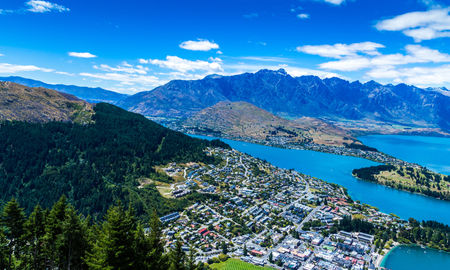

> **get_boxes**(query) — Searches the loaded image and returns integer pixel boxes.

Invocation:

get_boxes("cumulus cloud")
[320,57,372,71]
[26,1,69,13]
[367,65,450,87]
[318,44,450,71]
[297,13,310,19]
[80,72,162,88]
[179,39,219,51]
[375,8,450,41]
[238,56,293,63]
[93,62,148,74]
[297,42,385,58]
[323,0,346,5]
[222,62,342,79]
[68,52,97,58]
[143,56,223,73]
[0,62,54,73]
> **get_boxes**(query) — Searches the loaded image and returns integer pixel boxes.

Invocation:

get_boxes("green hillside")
[0,103,228,220]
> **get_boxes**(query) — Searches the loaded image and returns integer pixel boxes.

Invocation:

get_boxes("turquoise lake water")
[360,135,450,175]
[194,135,450,225]
[381,245,450,270]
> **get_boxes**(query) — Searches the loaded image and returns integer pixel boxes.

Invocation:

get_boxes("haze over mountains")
[118,69,450,133]
[0,76,128,103]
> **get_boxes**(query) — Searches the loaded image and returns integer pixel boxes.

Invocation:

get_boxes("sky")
[0,0,449,94]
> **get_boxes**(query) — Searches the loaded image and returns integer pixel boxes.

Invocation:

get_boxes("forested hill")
[0,103,229,219]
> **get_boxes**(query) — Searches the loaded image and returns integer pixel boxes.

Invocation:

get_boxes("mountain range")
[118,69,450,134]
[0,76,128,103]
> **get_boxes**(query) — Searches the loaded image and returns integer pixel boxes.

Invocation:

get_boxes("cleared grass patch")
[210,259,274,270]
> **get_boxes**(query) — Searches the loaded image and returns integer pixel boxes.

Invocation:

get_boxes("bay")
[381,245,450,270]
[360,135,450,175]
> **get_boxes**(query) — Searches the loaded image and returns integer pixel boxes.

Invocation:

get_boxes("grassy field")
[210,259,274,270]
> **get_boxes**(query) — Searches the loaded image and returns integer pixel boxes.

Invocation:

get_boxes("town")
[153,147,406,270]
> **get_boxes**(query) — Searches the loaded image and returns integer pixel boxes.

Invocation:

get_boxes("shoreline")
[377,244,450,269]
[376,242,400,269]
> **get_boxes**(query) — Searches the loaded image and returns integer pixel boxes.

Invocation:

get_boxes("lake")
[381,245,450,270]
[193,135,450,225]
[360,135,450,175]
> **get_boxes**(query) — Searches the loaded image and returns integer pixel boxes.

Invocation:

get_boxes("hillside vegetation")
[353,165,450,200]
[0,103,228,219]
[182,101,357,147]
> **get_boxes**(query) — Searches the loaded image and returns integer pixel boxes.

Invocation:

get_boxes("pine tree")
[134,223,152,270]
[168,240,186,270]
[24,205,47,270]
[1,198,26,269]
[0,231,8,270]
[45,195,68,269]
[60,206,90,270]
[85,202,137,269]
[147,210,167,270]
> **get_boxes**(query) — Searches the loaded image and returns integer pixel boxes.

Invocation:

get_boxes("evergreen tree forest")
[0,103,229,220]
[0,197,210,270]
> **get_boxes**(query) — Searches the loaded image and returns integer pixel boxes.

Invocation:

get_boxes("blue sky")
[0,0,449,94]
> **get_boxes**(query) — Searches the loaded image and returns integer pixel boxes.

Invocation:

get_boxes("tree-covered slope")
[0,103,228,219]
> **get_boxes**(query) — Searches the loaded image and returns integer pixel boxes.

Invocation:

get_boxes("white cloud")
[143,56,223,73]
[319,44,450,71]
[222,62,342,79]
[418,0,443,9]
[0,62,54,73]
[94,63,148,74]
[323,0,346,5]
[238,56,292,63]
[297,42,385,58]
[80,72,162,88]
[179,39,219,51]
[0,53,3,56]
[375,8,450,41]
[320,57,372,71]
[297,13,310,19]
[68,52,97,58]
[367,64,450,87]
[26,1,69,13]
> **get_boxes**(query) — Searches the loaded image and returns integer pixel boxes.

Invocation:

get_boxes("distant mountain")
[181,101,357,146]
[118,69,450,133]
[0,81,93,123]
[0,76,127,103]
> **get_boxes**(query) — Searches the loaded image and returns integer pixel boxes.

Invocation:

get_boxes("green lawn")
[210,259,273,270]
